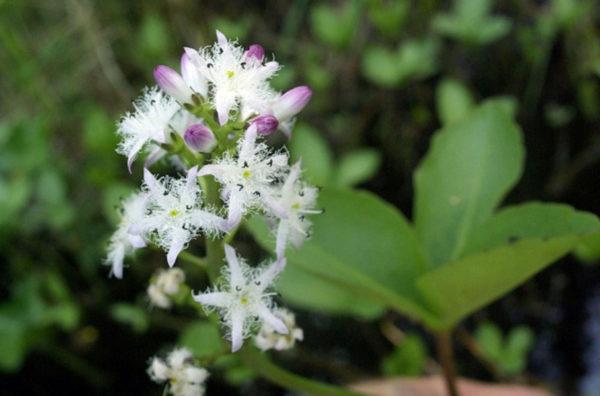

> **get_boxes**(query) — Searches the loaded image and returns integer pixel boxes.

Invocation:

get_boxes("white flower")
[147,268,186,309]
[192,244,288,352]
[199,124,289,230]
[184,31,280,125]
[116,86,181,171]
[105,192,148,279]
[138,166,226,266]
[148,348,209,396]
[271,161,320,259]
[255,308,303,351]
[144,110,204,168]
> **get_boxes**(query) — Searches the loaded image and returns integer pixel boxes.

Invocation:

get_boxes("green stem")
[178,251,208,269]
[240,347,365,396]
[437,330,460,396]
[203,175,225,282]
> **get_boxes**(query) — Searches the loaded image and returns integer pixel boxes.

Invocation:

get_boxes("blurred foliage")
[380,333,427,376]
[2,0,600,394]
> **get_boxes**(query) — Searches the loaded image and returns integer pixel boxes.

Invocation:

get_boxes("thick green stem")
[437,330,459,396]
[178,251,207,269]
[240,347,365,396]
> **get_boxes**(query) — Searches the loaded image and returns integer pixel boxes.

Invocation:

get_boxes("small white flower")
[199,124,289,230]
[147,268,186,309]
[148,348,209,396]
[271,161,320,259]
[116,86,181,171]
[255,308,303,351]
[193,244,288,352]
[185,31,280,125]
[105,192,148,279]
[138,166,226,266]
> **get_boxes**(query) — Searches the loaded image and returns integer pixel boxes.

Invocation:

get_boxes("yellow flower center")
[226,70,235,79]
[291,202,301,210]
[168,209,180,217]
[240,296,249,305]
[242,169,251,179]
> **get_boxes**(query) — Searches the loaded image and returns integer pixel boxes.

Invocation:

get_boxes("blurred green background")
[2,0,600,394]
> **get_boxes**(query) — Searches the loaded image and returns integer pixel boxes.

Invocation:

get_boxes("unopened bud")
[184,124,217,153]
[245,44,265,62]
[153,65,193,103]
[253,115,279,136]
[272,86,312,121]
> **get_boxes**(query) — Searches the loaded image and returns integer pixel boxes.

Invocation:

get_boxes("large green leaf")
[417,203,600,328]
[247,188,440,327]
[414,99,524,267]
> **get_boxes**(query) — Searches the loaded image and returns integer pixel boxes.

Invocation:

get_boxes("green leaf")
[501,326,534,375]
[416,202,600,328]
[310,0,360,49]
[289,124,333,186]
[180,321,224,358]
[414,99,524,267]
[334,149,381,187]
[0,308,27,372]
[248,188,440,327]
[575,232,600,263]
[475,321,503,361]
[110,303,149,334]
[362,46,403,87]
[367,0,409,38]
[463,202,600,255]
[381,333,427,376]
[436,78,475,126]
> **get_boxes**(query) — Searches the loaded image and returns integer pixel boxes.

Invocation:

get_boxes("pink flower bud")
[272,86,312,121]
[253,115,279,136]
[184,124,216,153]
[153,65,193,103]
[245,44,265,62]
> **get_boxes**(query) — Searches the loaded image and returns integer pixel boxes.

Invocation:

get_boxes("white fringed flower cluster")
[148,348,209,396]
[107,31,320,392]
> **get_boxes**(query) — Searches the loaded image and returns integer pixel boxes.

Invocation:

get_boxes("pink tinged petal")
[239,123,258,160]
[167,238,185,267]
[185,165,199,190]
[230,307,245,352]
[273,86,313,121]
[214,90,235,125]
[281,161,302,196]
[184,124,217,153]
[252,115,279,136]
[143,168,162,195]
[153,65,193,103]
[257,304,288,334]
[257,257,287,288]
[180,53,207,97]
[110,245,125,279]
[144,147,166,168]
[198,163,229,179]
[192,291,230,308]
[215,30,228,48]
[275,221,289,259]
[128,234,146,249]
[244,44,265,62]
[262,193,287,219]
[224,191,244,231]
[126,138,147,173]
[224,244,245,288]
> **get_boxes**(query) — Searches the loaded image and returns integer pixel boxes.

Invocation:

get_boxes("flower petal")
[275,221,289,259]
[257,257,286,288]
[230,307,245,352]
[192,291,230,308]
[224,244,244,288]
[257,304,288,334]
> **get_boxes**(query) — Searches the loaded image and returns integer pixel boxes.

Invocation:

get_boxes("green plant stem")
[178,251,208,269]
[240,347,365,396]
[203,175,225,282]
[437,330,460,396]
